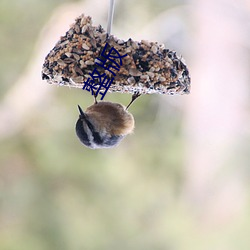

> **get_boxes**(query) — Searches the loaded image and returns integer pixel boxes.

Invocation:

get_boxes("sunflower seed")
[85,60,94,65]
[129,68,142,77]
[82,43,90,50]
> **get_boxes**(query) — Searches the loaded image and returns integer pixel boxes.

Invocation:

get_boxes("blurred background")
[1,0,250,249]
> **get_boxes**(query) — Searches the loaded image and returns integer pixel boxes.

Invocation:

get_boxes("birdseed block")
[42,14,190,95]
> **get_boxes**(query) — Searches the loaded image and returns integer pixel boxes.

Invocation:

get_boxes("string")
[107,0,115,35]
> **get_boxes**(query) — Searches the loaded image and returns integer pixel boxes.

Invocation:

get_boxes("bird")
[75,92,140,149]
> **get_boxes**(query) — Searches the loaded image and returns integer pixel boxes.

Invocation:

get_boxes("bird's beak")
[77,105,86,119]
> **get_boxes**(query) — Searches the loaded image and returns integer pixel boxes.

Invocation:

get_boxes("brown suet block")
[42,14,190,95]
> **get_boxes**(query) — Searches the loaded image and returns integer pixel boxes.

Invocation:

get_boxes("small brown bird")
[75,93,140,149]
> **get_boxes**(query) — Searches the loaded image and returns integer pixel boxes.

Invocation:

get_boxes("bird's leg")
[126,91,141,110]
[93,91,98,104]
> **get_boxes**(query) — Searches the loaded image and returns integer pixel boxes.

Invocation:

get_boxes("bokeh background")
[1,0,250,249]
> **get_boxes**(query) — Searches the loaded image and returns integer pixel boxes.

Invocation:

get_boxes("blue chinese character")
[82,67,113,100]
[95,43,127,76]
[82,78,97,95]
[97,76,114,100]
[82,68,105,95]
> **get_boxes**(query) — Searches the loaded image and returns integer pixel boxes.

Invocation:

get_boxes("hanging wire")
[107,0,115,35]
